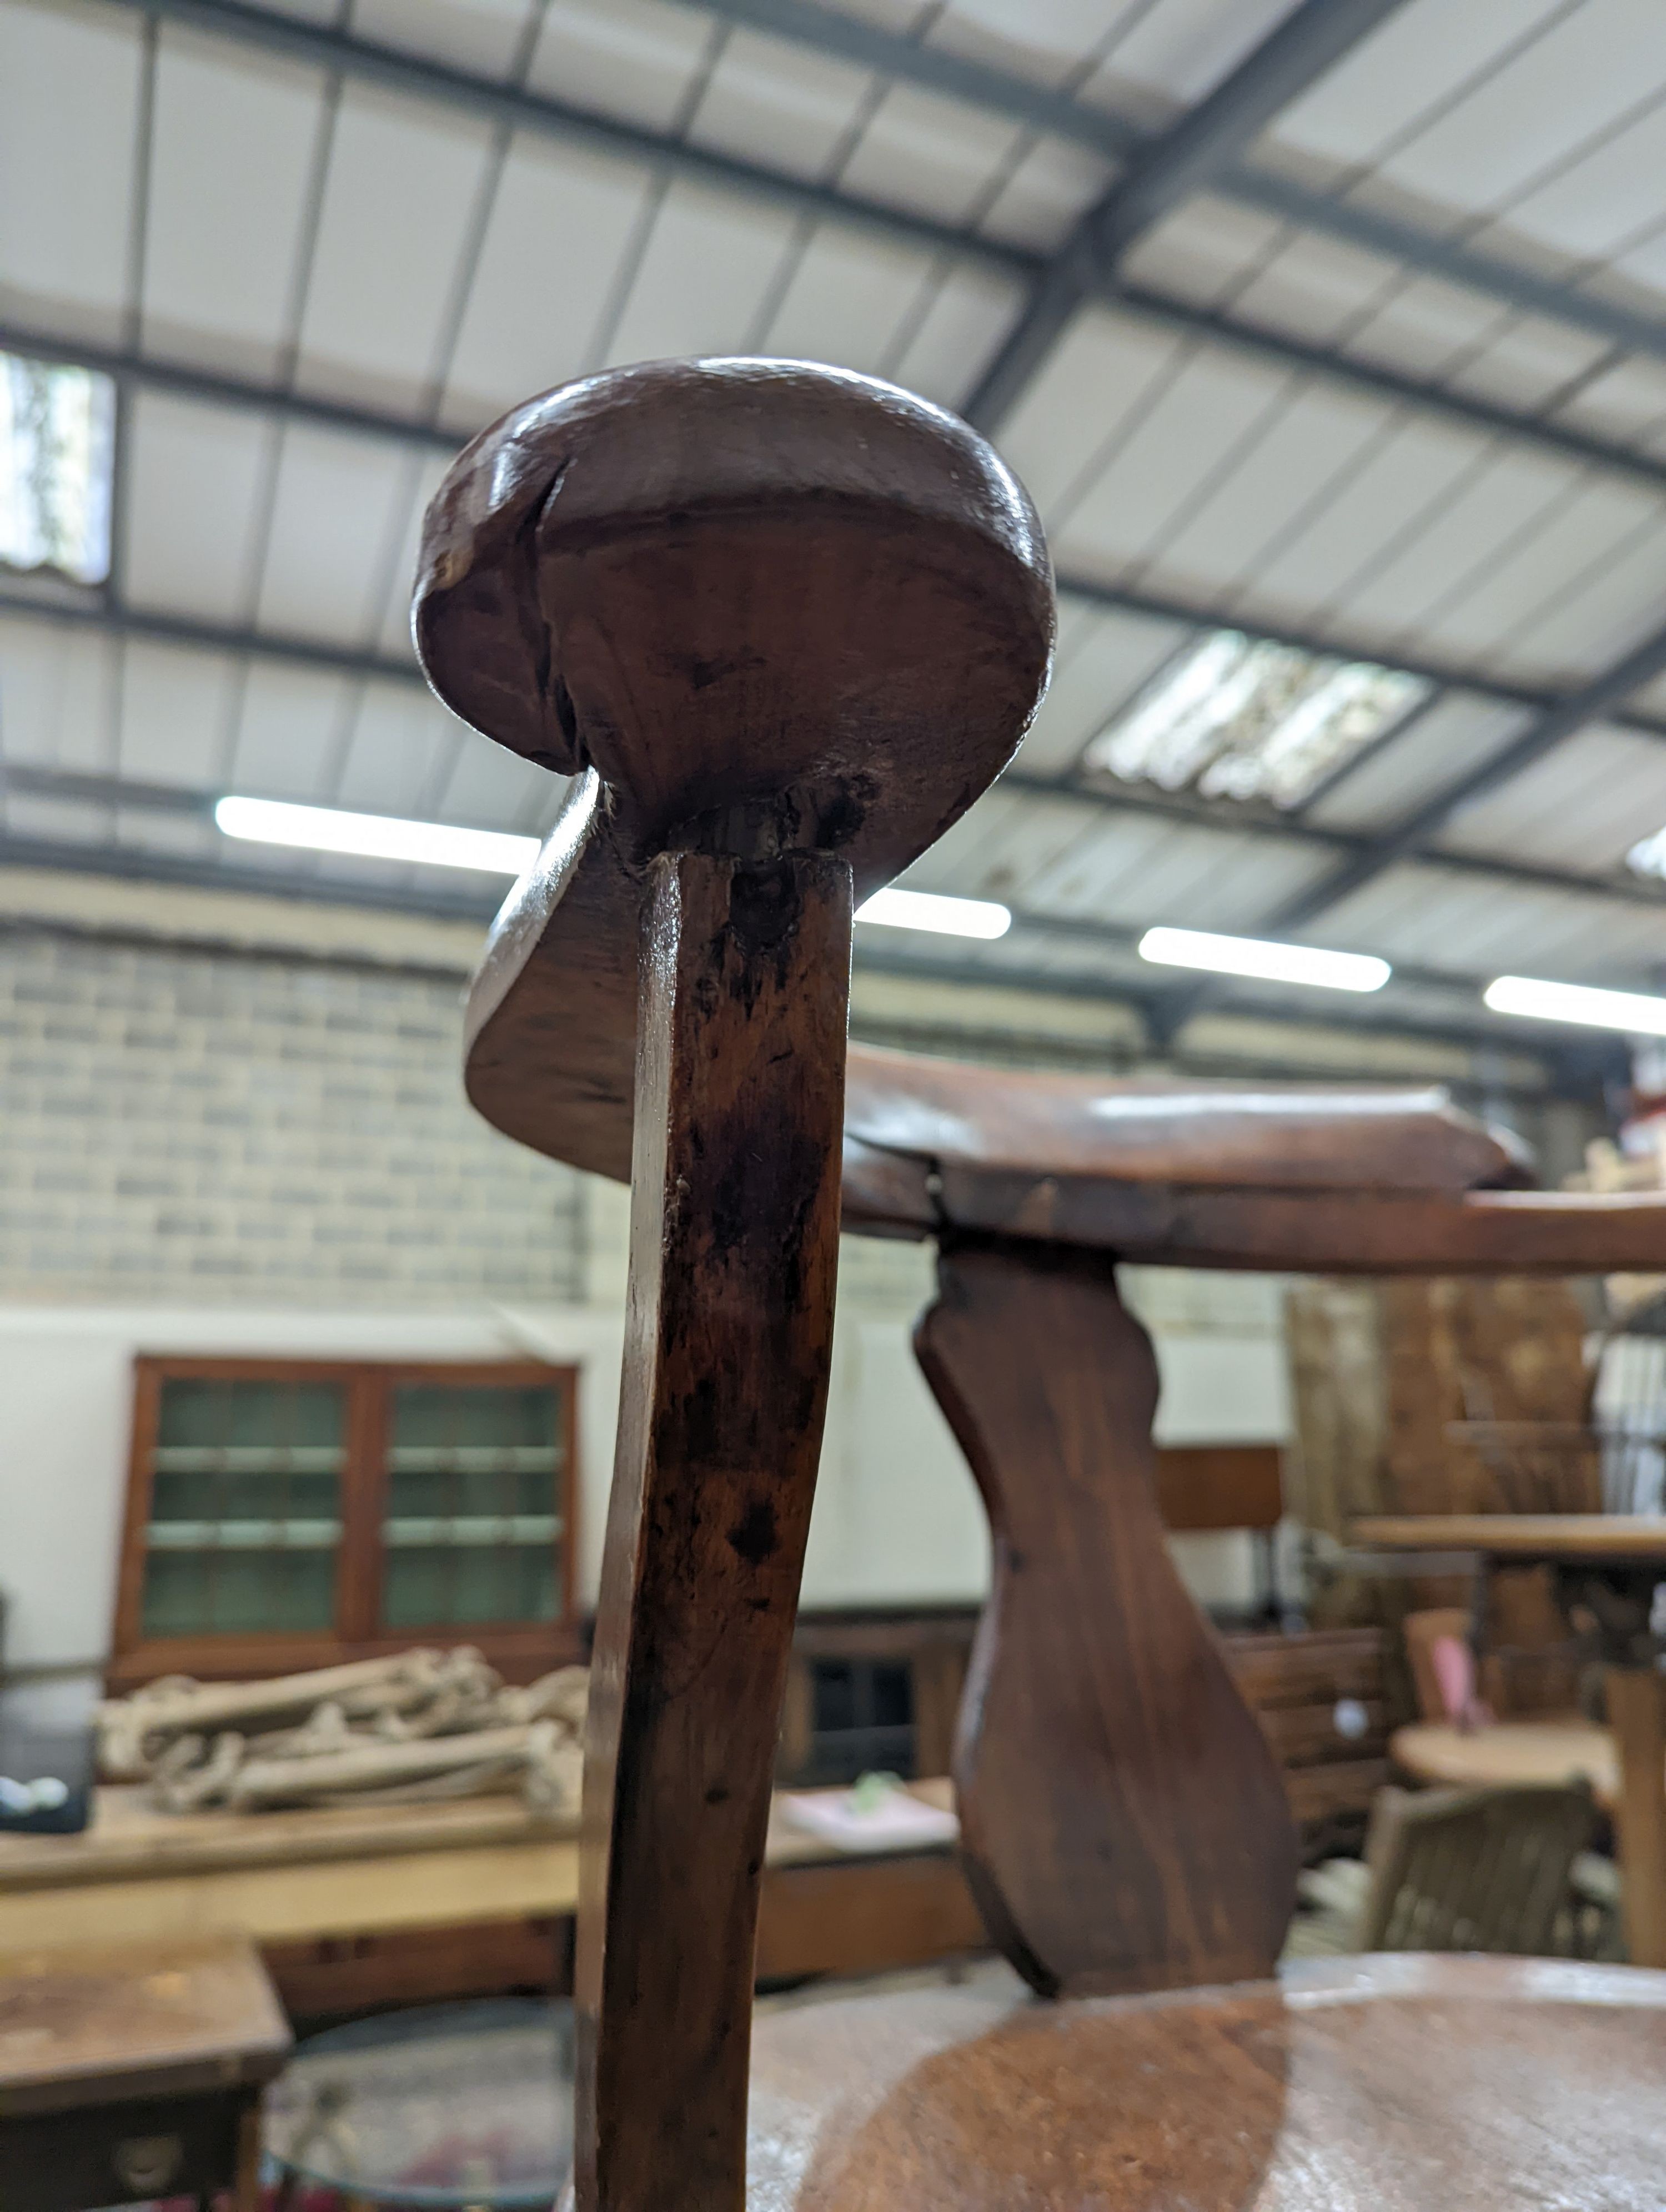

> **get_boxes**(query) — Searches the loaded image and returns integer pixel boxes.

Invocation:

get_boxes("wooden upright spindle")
[412,355,1055,2212]
[577,850,852,2212]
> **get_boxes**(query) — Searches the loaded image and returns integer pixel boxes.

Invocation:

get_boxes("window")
[113,1359,578,1687]
[0,350,116,586]
[801,1657,916,1786]
[1081,630,1428,809]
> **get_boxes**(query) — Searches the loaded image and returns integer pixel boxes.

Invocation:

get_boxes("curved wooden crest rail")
[416,358,1666,2211]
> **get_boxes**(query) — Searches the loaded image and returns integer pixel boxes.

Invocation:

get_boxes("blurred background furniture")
[1356,1515,1666,1968]
[266,1997,574,2211]
[0,1933,289,2212]
[1287,1779,1595,1960]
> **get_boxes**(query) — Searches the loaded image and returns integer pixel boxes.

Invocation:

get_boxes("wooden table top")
[1352,1514,1666,1562]
[0,1933,290,2117]
[746,1954,1666,2209]
[1391,1717,1620,1806]
[0,1779,957,1894]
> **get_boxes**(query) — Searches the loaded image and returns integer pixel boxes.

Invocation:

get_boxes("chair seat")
[746,1953,1666,2209]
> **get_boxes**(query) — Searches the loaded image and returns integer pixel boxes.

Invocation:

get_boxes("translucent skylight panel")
[0,351,116,587]
[1081,630,1428,808]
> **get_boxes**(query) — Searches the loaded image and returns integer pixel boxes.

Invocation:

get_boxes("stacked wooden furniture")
[415,358,1666,2209]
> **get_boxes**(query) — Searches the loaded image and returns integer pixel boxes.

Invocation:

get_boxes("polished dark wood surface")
[422,359,1053,1188]
[746,1955,1666,2210]
[576,851,851,2212]
[916,1242,1297,1997]
[416,361,1056,2212]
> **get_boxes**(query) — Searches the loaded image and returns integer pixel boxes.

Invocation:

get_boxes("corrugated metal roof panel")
[1016,599,1190,772]
[759,227,940,376]
[836,80,1027,230]
[1143,381,1390,601]
[142,30,323,384]
[1092,0,1304,107]
[528,0,715,134]
[1249,415,1498,620]
[1402,474,1666,682]
[440,138,657,426]
[121,394,271,623]
[332,682,463,820]
[901,790,1104,901]
[1053,345,1294,575]
[229,661,356,800]
[978,135,1114,253]
[256,428,417,645]
[1368,0,1666,223]
[0,0,140,344]
[1020,810,1331,930]
[351,0,537,78]
[1119,193,1289,310]
[0,614,115,773]
[1314,446,1580,645]
[886,260,1024,409]
[1437,724,1666,876]
[998,308,1186,520]
[1269,0,1573,173]
[293,89,494,414]
[688,27,871,185]
[1316,860,1666,981]
[435,723,555,829]
[603,177,801,364]
[119,640,235,790]
[1304,693,1530,833]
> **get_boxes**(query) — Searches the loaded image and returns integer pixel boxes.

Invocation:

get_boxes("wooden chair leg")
[575,850,852,2212]
[915,1236,1299,1998]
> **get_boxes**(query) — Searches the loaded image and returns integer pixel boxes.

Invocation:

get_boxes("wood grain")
[0,1935,289,2114]
[932,1174,1666,1273]
[1607,1666,1666,1969]
[425,361,1054,1188]
[914,1240,1298,1998]
[575,852,850,2212]
[1354,1515,1666,1562]
[745,1954,1666,2210]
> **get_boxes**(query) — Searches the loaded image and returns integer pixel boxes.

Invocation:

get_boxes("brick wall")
[0,927,585,1303]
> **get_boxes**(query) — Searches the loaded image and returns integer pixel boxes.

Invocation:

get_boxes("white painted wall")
[0,1261,1291,1720]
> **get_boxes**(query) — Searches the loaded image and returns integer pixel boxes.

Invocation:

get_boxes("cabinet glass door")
[379,1381,566,1630]
[140,1376,345,1636]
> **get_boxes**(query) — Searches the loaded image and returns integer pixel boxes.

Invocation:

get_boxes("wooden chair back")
[1358,1781,1594,1954]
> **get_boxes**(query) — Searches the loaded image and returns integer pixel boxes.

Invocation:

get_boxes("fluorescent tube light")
[1138,925,1390,993]
[1483,974,1666,1037]
[855,887,1011,940]
[215,796,540,875]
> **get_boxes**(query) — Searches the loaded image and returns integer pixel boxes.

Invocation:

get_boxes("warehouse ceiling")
[6,0,1666,1084]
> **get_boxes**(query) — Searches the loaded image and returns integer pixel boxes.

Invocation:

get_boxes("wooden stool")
[414,355,1666,2210]
[0,1933,290,2212]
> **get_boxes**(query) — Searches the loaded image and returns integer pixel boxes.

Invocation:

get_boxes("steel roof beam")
[964,0,1412,428]
[82,8,1666,501]
[4,702,1664,926]
[118,0,1018,275]
[1269,612,1666,934]
[694,0,1666,377]
[11,320,1666,748]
